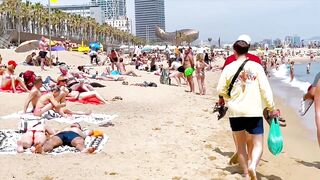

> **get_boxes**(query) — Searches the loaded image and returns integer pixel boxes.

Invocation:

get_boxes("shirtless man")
[182,48,195,93]
[117,58,139,77]
[23,77,42,113]
[17,120,55,153]
[39,36,48,71]
[33,86,66,117]
[40,123,95,153]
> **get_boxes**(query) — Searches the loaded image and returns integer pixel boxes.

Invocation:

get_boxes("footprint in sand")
[208,156,217,161]
[204,144,213,149]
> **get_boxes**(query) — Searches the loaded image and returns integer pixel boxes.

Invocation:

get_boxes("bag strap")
[227,60,249,97]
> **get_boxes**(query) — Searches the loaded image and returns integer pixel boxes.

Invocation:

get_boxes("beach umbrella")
[141,46,152,53]
[51,45,66,51]
[89,42,101,50]
[15,40,39,53]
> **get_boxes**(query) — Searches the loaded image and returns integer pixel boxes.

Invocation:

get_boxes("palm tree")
[0,0,143,46]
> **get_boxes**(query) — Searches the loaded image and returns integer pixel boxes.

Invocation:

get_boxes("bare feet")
[85,110,92,115]
[34,143,43,154]
[16,141,24,153]
[248,167,257,180]
[229,152,238,165]
[81,147,96,154]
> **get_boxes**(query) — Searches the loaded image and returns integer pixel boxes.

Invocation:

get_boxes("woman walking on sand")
[195,53,208,95]
[217,40,279,180]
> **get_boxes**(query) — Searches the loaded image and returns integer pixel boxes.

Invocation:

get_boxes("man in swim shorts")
[40,123,95,153]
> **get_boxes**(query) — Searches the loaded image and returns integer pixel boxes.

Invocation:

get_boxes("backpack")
[23,70,36,90]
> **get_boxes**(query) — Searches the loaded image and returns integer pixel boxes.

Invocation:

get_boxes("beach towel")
[66,96,103,105]
[0,87,26,93]
[1,112,118,126]
[0,130,108,155]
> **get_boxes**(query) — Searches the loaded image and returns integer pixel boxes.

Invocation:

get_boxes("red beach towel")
[66,96,103,105]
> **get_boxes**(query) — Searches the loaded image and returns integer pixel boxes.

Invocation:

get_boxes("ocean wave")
[271,64,311,93]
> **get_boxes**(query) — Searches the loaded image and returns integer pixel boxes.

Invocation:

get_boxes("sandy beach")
[0,49,319,180]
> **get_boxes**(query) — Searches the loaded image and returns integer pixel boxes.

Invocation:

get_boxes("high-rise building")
[293,35,301,47]
[91,0,108,21]
[52,5,104,24]
[106,0,127,19]
[135,0,165,42]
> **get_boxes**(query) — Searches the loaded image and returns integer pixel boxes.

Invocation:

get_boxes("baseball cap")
[237,34,251,45]
[8,60,17,68]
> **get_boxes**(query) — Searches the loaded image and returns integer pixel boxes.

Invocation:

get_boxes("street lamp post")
[48,0,52,67]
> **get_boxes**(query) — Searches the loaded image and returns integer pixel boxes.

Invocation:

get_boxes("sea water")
[270,62,320,140]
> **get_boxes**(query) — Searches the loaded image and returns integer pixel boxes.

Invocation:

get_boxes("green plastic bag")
[267,118,283,156]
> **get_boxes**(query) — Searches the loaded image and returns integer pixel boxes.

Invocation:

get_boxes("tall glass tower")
[91,0,107,21]
[135,0,165,42]
[106,0,127,19]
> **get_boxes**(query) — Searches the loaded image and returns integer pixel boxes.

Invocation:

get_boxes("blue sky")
[29,0,320,42]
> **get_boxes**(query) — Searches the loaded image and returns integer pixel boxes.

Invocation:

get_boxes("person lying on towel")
[37,123,95,154]
[17,120,55,153]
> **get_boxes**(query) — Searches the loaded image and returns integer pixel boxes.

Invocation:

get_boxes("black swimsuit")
[56,131,81,146]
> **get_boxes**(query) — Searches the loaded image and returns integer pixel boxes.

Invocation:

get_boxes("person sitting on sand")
[33,86,66,117]
[77,66,125,81]
[116,58,139,77]
[25,52,37,66]
[23,76,43,113]
[39,123,95,153]
[1,60,29,92]
[17,120,55,153]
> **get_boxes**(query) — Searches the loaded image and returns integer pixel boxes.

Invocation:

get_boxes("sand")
[0,49,319,180]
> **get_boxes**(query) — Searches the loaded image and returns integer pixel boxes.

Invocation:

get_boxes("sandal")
[112,96,123,101]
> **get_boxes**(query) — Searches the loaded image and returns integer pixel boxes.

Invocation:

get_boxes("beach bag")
[267,118,284,156]
[160,69,170,85]
[23,70,36,90]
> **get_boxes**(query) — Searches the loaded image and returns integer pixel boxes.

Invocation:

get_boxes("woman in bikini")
[182,48,195,93]
[195,53,208,95]
[17,120,55,153]
[1,60,29,92]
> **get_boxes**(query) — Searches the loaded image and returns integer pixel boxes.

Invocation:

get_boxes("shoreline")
[0,50,319,179]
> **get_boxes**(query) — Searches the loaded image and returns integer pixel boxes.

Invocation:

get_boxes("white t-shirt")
[171,61,182,70]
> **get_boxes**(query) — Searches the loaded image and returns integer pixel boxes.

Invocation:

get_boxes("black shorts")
[229,117,264,134]
[111,57,118,63]
[56,131,81,146]
[39,51,47,58]
[177,66,185,73]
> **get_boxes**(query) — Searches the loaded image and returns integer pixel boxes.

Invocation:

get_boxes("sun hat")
[237,34,251,45]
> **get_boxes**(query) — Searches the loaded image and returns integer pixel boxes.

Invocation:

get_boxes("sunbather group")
[17,121,95,154]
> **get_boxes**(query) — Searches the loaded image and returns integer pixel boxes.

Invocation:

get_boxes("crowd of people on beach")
[0,33,319,179]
